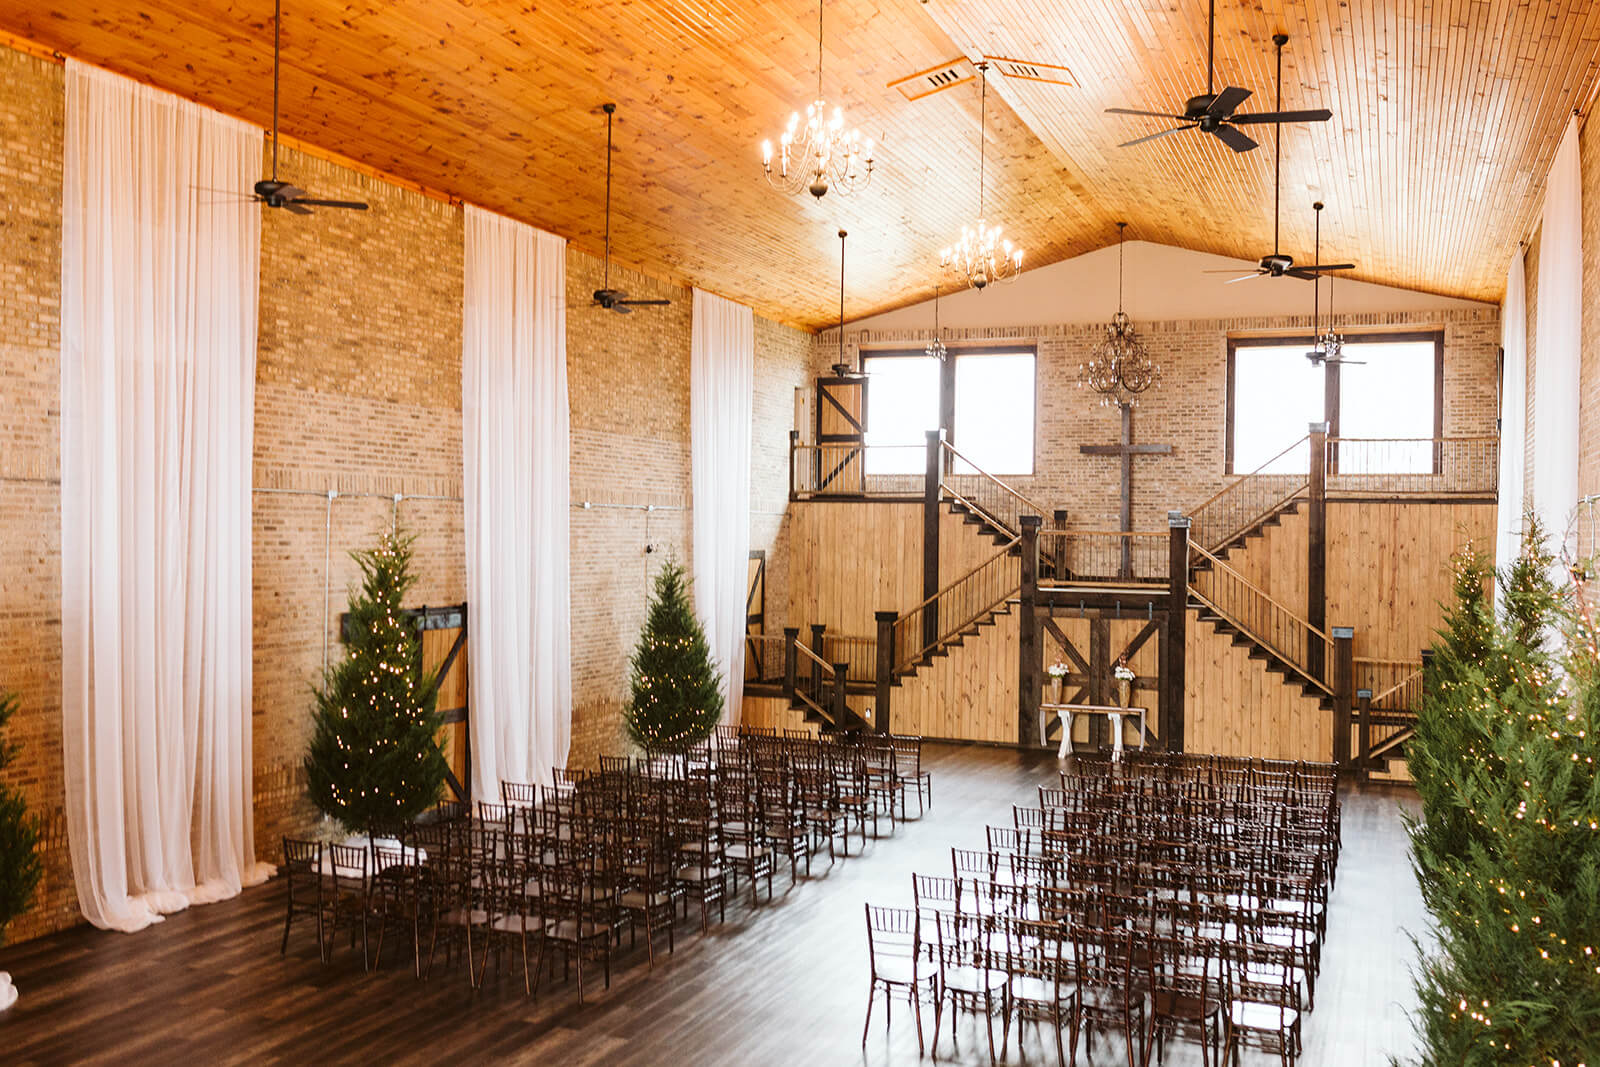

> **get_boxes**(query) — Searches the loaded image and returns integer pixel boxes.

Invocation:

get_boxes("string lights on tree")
[624,559,724,753]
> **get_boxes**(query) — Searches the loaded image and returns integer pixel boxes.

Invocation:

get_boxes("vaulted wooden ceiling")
[3,0,1598,330]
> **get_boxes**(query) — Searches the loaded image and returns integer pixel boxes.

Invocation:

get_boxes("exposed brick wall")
[828,307,1501,531]
[0,45,811,942]
[0,47,72,944]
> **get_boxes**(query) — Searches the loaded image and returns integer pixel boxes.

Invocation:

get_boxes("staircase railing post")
[1019,515,1042,745]
[809,624,827,708]
[1166,513,1191,753]
[783,626,799,706]
[833,662,851,729]
[1307,422,1329,680]
[1356,688,1373,782]
[1332,626,1354,769]
[788,429,799,500]
[1051,508,1067,583]
[874,610,897,735]
[923,428,946,652]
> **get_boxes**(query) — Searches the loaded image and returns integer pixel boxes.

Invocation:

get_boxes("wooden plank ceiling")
[2,0,1598,329]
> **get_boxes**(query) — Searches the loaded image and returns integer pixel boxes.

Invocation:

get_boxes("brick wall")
[828,307,1501,531]
[0,45,810,943]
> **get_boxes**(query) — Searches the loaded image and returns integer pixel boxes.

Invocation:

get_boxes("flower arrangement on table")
[1112,661,1135,683]
[1046,662,1069,679]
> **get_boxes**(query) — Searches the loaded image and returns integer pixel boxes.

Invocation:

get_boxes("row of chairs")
[864,756,1340,1066]
[281,728,934,1003]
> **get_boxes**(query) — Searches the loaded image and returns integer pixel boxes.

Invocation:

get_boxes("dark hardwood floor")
[0,744,1427,1065]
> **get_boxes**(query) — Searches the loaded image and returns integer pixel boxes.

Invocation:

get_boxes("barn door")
[416,604,470,806]
[815,375,868,495]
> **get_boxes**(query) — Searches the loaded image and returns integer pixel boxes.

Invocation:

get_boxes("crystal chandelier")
[760,2,874,199]
[1079,222,1159,407]
[925,285,947,361]
[941,63,1022,290]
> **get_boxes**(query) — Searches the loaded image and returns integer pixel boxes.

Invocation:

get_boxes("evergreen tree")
[624,560,724,752]
[1404,517,1600,1063]
[0,690,41,946]
[304,530,447,837]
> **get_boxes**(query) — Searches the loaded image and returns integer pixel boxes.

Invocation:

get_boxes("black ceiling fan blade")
[290,198,370,210]
[1285,268,1320,281]
[280,201,314,216]
[1210,123,1258,153]
[1300,262,1355,272]
[1230,108,1334,125]
[273,184,307,201]
[608,303,634,315]
[1119,125,1193,148]
[1206,86,1252,119]
[1105,107,1189,120]
[617,299,671,307]
[1224,272,1265,284]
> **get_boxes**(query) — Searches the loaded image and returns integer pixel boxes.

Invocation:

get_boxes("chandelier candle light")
[761,2,874,198]
[926,284,947,361]
[1079,222,1159,407]
[941,63,1023,290]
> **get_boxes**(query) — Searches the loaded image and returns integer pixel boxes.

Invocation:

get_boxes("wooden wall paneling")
[421,625,468,794]
[1326,501,1494,661]
[1185,608,1330,761]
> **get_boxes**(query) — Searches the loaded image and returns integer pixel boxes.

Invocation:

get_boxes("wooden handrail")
[1189,544,1333,647]
[1327,434,1500,444]
[793,640,834,675]
[899,536,1020,619]
[1188,435,1309,516]
[1371,669,1423,707]
[1038,528,1170,539]
[940,440,1049,518]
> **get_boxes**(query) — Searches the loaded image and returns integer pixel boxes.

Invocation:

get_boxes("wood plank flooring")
[0,744,1427,1065]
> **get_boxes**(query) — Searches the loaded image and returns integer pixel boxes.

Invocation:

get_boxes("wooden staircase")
[1192,604,1334,711]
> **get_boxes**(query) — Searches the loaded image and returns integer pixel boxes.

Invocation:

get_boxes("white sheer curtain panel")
[463,205,572,797]
[691,288,755,725]
[1531,116,1582,554]
[60,60,269,933]
[1495,249,1528,578]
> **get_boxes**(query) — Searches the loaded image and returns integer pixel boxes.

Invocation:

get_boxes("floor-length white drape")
[1496,249,1528,576]
[690,289,755,726]
[1531,117,1582,553]
[60,61,268,933]
[463,205,572,796]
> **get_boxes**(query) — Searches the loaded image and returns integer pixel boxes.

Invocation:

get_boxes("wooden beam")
[1018,514,1042,745]
[1165,516,1190,752]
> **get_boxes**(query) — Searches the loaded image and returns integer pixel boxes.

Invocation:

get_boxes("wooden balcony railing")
[1189,544,1334,694]
[1325,436,1499,496]
[1355,657,1423,709]
[788,441,926,499]
[1037,529,1169,585]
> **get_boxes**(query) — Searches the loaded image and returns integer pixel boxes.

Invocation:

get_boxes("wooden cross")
[1079,402,1172,577]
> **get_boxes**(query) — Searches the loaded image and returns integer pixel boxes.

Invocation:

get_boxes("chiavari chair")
[533,852,619,1003]
[280,837,324,958]
[322,841,371,969]
[862,904,935,1054]
[930,910,1005,1063]
[1141,933,1225,1067]
[1069,923,1146,1067]
[992,914,1080,1067]
[614,832,681,969]
[1223,938,1303,1066]
[890,734,932,818]
[371,842,429,977]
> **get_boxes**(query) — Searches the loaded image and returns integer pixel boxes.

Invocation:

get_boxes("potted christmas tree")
[304,530,448,842]
[0,689,43,1012]
[623,561,724,753]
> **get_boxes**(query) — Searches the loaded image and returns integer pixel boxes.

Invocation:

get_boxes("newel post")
[782,626,799,707]
[1018,515,1042,745]
[1331,626,1355,768]
[1308,422,1329,680]
[923,428,946,652]
[874,610,897,735]
[809,624,827,708]
[1356,688,1373,782]
[832,662,851,730]
[788,429,799,500]
[1166,513,1191,753]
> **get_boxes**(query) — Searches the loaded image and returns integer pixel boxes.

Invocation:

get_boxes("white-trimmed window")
[859,347,1037,477]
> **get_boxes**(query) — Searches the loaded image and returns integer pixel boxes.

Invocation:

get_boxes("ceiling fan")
[1106,4,1331,154]
[250,0,368,214]
[1206,35,1354,282]
[1304,202,1364,366]
[590,103,670,315]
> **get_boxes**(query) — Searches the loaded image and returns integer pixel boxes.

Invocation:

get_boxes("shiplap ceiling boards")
[3,0,1598,328]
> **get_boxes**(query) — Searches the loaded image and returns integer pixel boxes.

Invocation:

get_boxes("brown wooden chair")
[280,837,323,958]
[994,915,1081,1067]
[321,842,370,969]
[371,843,428,977]
[930,909,1005,1063]
[1141,934,1225,1067]
[863,904,936,1054]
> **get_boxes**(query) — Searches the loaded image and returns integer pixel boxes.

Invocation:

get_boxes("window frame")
[857,343,1040,477]
[1224,329,1444,475]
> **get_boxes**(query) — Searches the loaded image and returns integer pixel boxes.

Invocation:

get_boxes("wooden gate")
[417,604,470,806]
[815,375,868,495]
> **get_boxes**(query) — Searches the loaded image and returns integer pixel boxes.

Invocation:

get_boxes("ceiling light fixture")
[941,63,1023,291]
[1079,222,1159,406]
[926,285,948,361]
[761,2,874,199]
[831,229,862,376]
